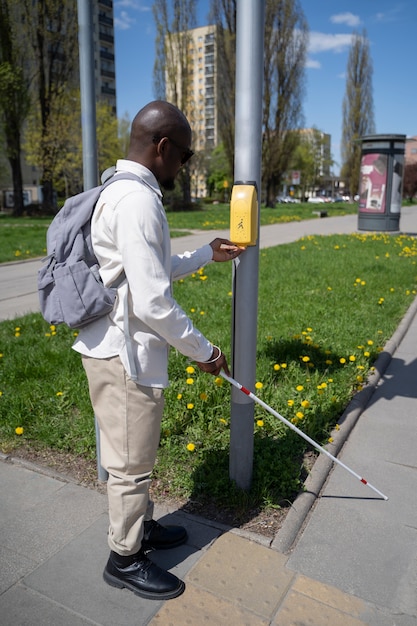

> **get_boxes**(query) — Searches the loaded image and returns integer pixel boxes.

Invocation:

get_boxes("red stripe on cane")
[241,386,251,396]
[361,478,367,485]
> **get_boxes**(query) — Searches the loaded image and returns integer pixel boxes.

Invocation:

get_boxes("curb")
[272,292,417,554]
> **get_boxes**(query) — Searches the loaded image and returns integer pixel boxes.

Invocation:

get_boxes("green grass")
[1,230,416,514]
[0,201,356,263]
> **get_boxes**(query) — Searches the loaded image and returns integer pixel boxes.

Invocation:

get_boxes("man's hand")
[196,346,230,377]
[209,238,245,262]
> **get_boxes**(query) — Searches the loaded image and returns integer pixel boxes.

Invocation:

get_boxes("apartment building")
[165,24,220,197]
[94,0,117,113]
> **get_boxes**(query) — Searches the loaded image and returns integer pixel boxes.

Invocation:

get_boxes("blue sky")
[113,1,417,174]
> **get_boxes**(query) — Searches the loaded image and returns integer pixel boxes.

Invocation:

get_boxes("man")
[73,101,243,600]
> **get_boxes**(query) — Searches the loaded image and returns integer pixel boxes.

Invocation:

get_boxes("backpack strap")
[97,170,143,383]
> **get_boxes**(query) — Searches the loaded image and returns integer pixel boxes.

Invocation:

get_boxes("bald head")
[128,101,191,158]
[126,101,193,190]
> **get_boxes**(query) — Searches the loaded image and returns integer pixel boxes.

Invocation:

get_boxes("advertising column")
[358,134,406,231]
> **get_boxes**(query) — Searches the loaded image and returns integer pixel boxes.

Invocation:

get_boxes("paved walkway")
[1,208,417,624]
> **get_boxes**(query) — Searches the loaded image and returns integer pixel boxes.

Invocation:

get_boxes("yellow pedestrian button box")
[230,183,258,246]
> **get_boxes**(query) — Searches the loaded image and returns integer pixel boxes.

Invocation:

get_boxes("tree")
[341,30,375,197]
[290,128,333,198]
[21,0,78,212]
[403,163,417,202]
[262,0,308,206]
[206,143,232,198]
[209,0,236,176]
[210,0,308,206]
[0,0,31,216]
[153,0,197,206]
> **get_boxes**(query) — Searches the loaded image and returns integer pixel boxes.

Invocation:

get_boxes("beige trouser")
[82,355,164,556]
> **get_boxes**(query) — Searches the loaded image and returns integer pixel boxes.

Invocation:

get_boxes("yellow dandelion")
[328,437,334,443]
[56,391,63,396]
[219,418,227,424]
[199,392,208,401]
[296,411,304,419]
[256,420,264,427]
[325,359,333,365]
[335,424,340,431]
[187,403,194,410]
[281,363,287,369]
[274,364,280,371]
[287,399,294,407]
[190,308,195,313]
[340,357,346,364]
[200,311,205,315]
[302,356,310,363]
[186,443,195,452]
[214,377,223,386]
[367,340,374,346]
[177,393,183,400]
[186,366,195,374]
[15,427,24,435]
[296,385,304,392]
[186,378,194,385]
[255,381,263,389]
[364,351,370,358]
[301,400,310,409]
[349,355,356,362]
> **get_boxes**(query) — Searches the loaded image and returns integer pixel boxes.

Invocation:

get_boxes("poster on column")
[358,153,388,213]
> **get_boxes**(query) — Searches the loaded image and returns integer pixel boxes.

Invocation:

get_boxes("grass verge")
[0,201,356,263]
[1,231,417,522]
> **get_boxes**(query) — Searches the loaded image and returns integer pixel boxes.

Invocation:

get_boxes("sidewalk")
[1,209,417,624]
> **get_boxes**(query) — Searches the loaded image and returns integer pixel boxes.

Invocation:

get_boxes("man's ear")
[156,136,168,158]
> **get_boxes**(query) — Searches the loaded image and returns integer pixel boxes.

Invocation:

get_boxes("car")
[276,195,296,204]
[307,196,326,204]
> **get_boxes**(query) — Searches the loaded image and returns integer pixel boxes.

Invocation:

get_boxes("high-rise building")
[94,0,117,113]
[165,24,220,197]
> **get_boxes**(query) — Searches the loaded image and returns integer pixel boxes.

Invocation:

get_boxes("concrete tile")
[187,533,294,620]
[23,514,162,626]
[0,480,107,562]
[154,509,223,550]
[273,589,368,626]
[150,584,268,625]
[293,575,367,617]
[0,583,93,625]
[0,545,37,594]
[0,462,65,525]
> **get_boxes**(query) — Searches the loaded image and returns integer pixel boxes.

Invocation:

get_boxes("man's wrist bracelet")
[204,345,222,363]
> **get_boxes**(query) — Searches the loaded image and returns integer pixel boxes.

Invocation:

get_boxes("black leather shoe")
[142,519,188,550]
[103,550,185,600]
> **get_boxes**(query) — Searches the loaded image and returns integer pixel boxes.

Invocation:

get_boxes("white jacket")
[72,159,213,387]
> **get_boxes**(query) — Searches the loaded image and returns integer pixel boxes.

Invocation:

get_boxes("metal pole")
[77,0,107,482]
[229,0,265,490]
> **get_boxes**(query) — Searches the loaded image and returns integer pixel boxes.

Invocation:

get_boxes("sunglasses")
[153,135,194,166]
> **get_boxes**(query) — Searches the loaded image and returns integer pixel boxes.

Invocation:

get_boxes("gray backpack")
[38,172,140,329]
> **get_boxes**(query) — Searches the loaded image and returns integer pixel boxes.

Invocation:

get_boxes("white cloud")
[330,12,361,27]
[115,0,151,10]
[114,0,151,29]
[114,10,136,30]
[308,32,353,54]
[306,58,321,69]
